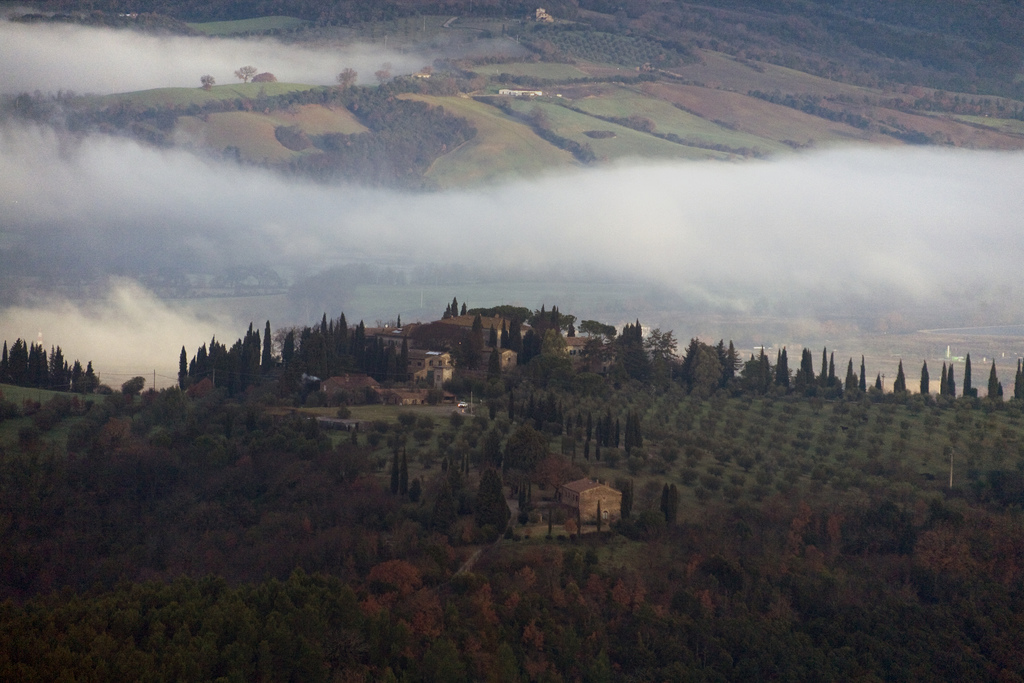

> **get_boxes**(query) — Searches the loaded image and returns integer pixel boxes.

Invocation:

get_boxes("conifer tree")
[845,358,857,392]
[796,348,815,392]
[487,347,501,379]
[940,363,948,396]
[920,360,929,395]
[947,364,956,397]
[828,352,836,387]
[875,373,882,390]
[1015,359,1023,400]
[775,348,790,387]
[179,347,188,389]
[431,480,457,531]
[621,479,633,519]
[860,356,867,392]
[819,347,828,388]
[282,331,295,365]
[988,361,999,400]
[596,499,602,532]
[262,321,272,372]
[893,360,907,393]
[963,354,974,397]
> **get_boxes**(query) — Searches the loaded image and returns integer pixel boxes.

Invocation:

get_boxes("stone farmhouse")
[556,478,622,523]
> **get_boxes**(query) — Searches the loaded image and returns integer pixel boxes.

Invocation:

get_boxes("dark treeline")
[5,305,1024,680]
[184,315,410,393]
[0,339,98,393]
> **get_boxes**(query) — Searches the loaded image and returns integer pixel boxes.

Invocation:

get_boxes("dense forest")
[2,305,1024,680]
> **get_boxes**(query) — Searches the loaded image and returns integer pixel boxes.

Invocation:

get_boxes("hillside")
[7,1,1024,186]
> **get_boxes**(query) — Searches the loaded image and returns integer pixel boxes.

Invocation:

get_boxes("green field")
[88,83,323,109]
[470,62,590,80]
[187,16,310,35]
[569,84,788,154]
[400,95,576,186]
[507,99,733,161]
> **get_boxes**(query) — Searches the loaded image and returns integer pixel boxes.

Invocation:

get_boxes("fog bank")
[0,279,237,389]
[0,20,430,94]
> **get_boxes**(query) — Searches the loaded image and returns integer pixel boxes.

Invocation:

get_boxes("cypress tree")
[262,321,272,372]
[893,360,906,393]
[828,353,836,387]
[596,499,602,532]
[963,354,974,397]
[1015,360,1023,400]
[845,358,856,392]
[796,347,815,392]
[920,360,930,395]
[819,347,828,388]
[488,347,501,379]
[988,361,999,400]
[940,363,948,396]
[947,364,956,397]
[179,346,188,389]
[775,348,790,388]
[621,479,633,519]
[860,356,867,392]
[475,469,510,538]
[875,373,882,390]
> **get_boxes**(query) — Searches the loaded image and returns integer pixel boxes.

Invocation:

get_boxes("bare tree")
[234,65,258,83]
[336,67,357,90]
[200,74,215,90]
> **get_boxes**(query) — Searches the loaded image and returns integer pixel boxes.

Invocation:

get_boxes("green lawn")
[187,16,310,35]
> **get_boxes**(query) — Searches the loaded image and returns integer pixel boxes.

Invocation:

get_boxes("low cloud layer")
[0,20,433,94]
[3,121,1023,314]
